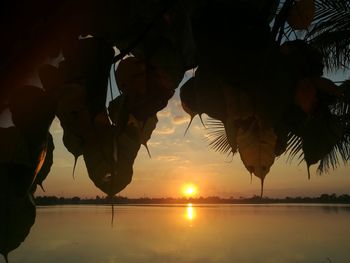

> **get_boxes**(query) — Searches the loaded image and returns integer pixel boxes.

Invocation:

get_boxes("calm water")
[4,204,350,263]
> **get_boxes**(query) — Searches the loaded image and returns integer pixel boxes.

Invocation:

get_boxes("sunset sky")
[26,69,350,199]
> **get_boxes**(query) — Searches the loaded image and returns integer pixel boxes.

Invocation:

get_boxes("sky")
[1,68,350,199]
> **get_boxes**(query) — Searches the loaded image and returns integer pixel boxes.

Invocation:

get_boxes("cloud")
[147,141,161,147]
[155,155,179,162]
[154,126,175,135]
[173,99,183,112]
[52,157,74,168]
[157,109,171,118]
[172,115,189,125]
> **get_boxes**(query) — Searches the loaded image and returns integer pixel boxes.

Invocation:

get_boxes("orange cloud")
[154,126,175,135]
[172,115,189,125]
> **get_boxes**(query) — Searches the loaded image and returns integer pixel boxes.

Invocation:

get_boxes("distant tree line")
[34,193,350,206]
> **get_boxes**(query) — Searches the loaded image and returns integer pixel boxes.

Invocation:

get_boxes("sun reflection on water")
[185,203,196,225]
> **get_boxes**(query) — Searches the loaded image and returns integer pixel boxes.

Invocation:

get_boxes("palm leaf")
[318,83,350,173]
[205,118,234,156]
[306,0,350,71]
[286,133,304,162]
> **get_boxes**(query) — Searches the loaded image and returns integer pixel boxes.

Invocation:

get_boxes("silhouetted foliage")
[0,0,350,260]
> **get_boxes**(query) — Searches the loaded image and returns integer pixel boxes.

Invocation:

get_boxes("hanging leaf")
[0,127,33,196]
[94,110,111,127]
[115,57,147,95]
[60,38,114,117]
[254,47,295,127]
[63,129,84,179]
[138,115,158,158]
[56,84,93,138]
[108,95,130,131]
[143,40,185,87]
[224,119,238,154]
[280,40,323,78]
[236,120,277,197]
[0,125,51,198]
[224,87,254,122]
[9,85,55,138]
[180,77,200,134]
[31,133,54,192]
[287,0,315,30]
[39,64,61,93]
[314,77,343,106]
[195,67,227,121]
[0,127,29,166]
[115,57,175,121]
[0,193,36,262]
[83,123,141,197]
[108,95,123,125]
[294,78,317,114]
[302,112,344,178]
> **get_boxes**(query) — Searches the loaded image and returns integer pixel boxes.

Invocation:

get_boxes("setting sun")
[182,184,198,198]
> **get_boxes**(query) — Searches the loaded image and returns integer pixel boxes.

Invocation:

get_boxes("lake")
[4,204,350,263]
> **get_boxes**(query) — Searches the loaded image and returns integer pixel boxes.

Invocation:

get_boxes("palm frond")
[286,133,304,162]
[205,118,234,156]
[306,0,350,71]
[318,91,350,173]
[317,122,350,174]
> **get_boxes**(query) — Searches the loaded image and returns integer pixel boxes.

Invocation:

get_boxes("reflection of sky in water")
[5,205,350,263]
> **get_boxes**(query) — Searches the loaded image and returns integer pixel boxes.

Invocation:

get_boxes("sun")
[182,184,198,198]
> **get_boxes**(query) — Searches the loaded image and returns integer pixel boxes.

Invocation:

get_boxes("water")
[4,204,350,263]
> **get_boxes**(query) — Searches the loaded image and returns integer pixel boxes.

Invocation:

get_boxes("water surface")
[4,204,350,263]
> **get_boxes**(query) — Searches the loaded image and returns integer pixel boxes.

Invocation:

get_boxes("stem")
[272,0,295,43]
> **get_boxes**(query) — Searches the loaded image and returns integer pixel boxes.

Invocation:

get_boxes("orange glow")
[182,184,198,198]
[185,203,196,222]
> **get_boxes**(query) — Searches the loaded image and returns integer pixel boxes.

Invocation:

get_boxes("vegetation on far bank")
[35,193,350,205]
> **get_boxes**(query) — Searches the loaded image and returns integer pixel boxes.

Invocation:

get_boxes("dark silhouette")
[1,0,350,261]
[34,193,350,206]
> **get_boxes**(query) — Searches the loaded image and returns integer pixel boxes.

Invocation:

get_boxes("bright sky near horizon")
[1,69,350,199]
[29,69,350,199]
